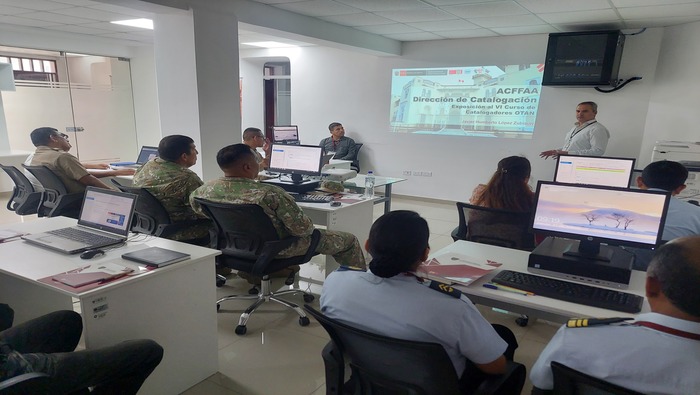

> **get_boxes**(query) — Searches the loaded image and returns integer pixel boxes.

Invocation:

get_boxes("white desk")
[430,241,649,324]
[343,174,406,213]
[0,217,221,394]
[298,197,376,275]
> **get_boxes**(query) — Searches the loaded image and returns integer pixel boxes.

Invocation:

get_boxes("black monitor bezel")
[271,125,300,143]
[553,154,636,188]
[530,181,671,250]
[268,143,323,178]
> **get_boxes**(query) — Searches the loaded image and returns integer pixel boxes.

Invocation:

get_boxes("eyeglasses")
[55,133,69,140]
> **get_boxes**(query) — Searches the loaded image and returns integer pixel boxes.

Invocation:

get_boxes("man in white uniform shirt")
[540,101,610,159]
[530,236,700,394]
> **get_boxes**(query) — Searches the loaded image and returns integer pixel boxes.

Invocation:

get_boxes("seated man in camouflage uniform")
[132,135,212,242]
[190,143,366,270]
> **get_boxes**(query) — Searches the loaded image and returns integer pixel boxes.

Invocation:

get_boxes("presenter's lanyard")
[567,121,597,145]
[634,321,700,341]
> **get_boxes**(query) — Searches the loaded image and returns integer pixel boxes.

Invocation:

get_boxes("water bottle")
[364,171,375,198]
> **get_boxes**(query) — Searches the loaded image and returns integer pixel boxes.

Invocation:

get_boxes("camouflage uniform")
[133,158,212,241]
[190,177,365,268]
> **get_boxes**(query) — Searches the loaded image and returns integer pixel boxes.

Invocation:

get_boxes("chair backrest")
[0,164,41,214]
[350,143,363,172]
[22,164,70,202]
[304,305,461,395]
[111,181,173,234]
[456,202,534,250]
[551,361,645,395]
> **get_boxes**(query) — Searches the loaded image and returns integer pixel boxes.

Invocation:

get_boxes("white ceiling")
[1,0,700,46]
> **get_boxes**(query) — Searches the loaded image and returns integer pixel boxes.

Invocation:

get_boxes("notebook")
[22,187,137,254]
[121,247,190,268]
[110,146,158,168]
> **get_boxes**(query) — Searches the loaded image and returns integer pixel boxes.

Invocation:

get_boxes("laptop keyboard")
[47,227,120,246]
[293,194,334,203]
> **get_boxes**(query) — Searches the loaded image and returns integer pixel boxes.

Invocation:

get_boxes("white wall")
[241,29,664,201]
[640,21,700,167]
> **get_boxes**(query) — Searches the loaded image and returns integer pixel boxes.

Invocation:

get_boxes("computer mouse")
[330,201,342,207]
[80,249,105,260]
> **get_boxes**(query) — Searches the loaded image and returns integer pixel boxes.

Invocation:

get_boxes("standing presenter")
[540,101,609,159]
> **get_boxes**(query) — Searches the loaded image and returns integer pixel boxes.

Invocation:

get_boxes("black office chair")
[349,143,363,173]
[111,180,212,245]
[451,202,534,251]
[22,165,83,219]
[304,305,526,395]
[0,372,51,395]
[530,361,644,395]
[194,198,320,335]
[0,164,43,216]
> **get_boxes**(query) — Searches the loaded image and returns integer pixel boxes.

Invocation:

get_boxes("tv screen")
[531,182,670,250]
[554,155,636,188]
[272,125,299,143]
[542,30,625,86]
[268,144,323,181]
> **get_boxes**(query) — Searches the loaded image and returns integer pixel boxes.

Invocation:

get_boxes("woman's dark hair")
[475,156,533,212]
[367,210,429,278]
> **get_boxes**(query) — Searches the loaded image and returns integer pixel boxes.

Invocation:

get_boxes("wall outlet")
[412,171,433,177]
[402,170,412,176]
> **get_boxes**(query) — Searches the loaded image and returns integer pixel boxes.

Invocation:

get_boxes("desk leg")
[384,184,393,213]
[78,257,218,395]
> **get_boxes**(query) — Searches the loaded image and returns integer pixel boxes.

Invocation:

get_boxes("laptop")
[110,146,158,168]
[22,187,138,254]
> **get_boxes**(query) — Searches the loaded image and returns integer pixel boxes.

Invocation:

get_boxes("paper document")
[418,253,502,286]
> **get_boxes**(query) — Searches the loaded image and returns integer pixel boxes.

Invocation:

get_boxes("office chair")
[22,165,83,219]
[451,202,534,251]
[350,143,363,173]
[0,372,51,395]
[110,180,213,246]
[194,198,320,335]
[304,305,526,395]
[0,164,43,216]
[538,361,644,395]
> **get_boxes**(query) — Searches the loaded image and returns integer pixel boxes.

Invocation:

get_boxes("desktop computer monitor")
[531,181,670,259]
[268,143,323,184]
[272,125,300,144]
[528,181,670,288]
[553,154,636,188]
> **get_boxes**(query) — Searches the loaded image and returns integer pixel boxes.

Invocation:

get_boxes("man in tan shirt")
[28,127,114,194]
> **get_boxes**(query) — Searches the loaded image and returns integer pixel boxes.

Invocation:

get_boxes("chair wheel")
[299,316,310,326]
[216,303,221,311]
[235,325,247,335]
[303,294,315,303]
[216,278,225,287]
[515,317,529,327]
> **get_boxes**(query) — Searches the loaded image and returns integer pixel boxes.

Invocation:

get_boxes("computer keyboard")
[491,270,644,314]
[48,227,120,246]
[292,194,334,203]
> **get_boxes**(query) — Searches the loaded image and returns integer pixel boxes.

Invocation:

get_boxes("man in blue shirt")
[636,160,700,241]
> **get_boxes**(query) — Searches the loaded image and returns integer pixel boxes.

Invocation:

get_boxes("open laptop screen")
[136,146,159,164]
[77,187,137,237]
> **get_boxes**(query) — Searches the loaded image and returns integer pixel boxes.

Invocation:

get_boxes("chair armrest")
[154,218,213,239]
[474,361,526,395]
[248,237,298,278]
[0,372,51,393]
[321,340,344,395]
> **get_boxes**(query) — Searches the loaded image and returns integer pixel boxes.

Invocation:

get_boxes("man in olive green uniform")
[133,135,211,242]
[190,144,365,268]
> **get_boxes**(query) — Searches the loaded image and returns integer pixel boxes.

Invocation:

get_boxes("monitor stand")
[261,174,319,194]
[528,237,635,289]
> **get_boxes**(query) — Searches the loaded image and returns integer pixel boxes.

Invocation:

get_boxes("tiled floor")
[0,192,556,395]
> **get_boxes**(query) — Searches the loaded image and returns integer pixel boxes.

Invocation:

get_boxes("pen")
[483,283,534,296]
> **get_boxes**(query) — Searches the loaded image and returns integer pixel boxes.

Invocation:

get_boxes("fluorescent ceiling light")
[242,41,297,48]
[111,18,153,30]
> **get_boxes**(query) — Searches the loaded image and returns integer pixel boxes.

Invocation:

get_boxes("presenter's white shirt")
[530,312,700,394]
[560,120,610,156]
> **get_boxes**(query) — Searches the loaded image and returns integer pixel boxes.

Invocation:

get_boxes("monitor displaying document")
[554,154,635,188]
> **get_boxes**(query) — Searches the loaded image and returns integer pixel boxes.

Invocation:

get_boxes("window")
[0,55,58,82]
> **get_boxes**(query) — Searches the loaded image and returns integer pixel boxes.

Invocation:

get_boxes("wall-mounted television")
[542,30,625,87]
